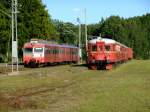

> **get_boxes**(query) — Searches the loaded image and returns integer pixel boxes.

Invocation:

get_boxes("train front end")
[87,38,107,70]
[23,43,44,67]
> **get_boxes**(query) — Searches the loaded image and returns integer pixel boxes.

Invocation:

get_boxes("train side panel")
[23,42,79,67]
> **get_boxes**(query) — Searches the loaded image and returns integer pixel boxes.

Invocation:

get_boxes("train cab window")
[98,46,103,51]
[34,48,43,52]
[24,48,32,54]
[92,45,97,51]
[105,45,110,51]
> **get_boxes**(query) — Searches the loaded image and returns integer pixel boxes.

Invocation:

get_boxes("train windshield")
[105,45,110,51]
[34,48,43,53]
[24,48,33,54]
[98,46,103,51]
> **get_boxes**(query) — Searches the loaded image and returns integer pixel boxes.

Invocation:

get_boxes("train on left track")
[23,39,79,67]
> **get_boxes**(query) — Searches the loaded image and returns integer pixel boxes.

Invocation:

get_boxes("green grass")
[0,60,150,112]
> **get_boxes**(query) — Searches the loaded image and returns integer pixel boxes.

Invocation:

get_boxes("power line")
[0,9,11,18]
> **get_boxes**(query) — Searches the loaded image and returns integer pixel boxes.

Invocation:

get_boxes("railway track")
[0,63,82,76]
[0,75,81,109]
[0,63,24,76]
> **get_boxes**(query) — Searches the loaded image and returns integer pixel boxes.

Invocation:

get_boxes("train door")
[52,46,57,62]
[49,46,53,62]
[61,47,65,62]
[54,46,59,62]
[111,44,117,62]
[55,46,60,62]
[115,44,121,62]
[105,44,111,61]
[33,47,44,63]
[96,41,106,60]
[51,47,54,62]
[96,42,105,52]
[59,47,62,62]
[70,48,73,62]
[63,47,67,62]
[105,44,116,63]
[44,46,49,62]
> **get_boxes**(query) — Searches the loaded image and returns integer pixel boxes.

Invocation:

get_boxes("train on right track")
[87,36,133,70]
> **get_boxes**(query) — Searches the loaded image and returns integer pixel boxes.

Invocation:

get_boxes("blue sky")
[42,0,150,24]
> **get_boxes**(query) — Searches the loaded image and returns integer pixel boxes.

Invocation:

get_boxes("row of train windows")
[45,49,78,55]
[24,48,78,55]
[92,46,111,51]
[92,46,127,52]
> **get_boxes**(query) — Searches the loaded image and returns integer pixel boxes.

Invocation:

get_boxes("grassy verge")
[0,60,150,112]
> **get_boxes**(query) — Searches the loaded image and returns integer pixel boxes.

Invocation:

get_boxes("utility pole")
[12,0,18,72]
[84,9,88,52]
[77,18,82,63]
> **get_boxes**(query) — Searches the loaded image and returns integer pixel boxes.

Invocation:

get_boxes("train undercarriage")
[88,60,115,70]
[24,60,78,68]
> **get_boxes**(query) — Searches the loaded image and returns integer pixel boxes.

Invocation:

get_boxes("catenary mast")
[11,0,18,72]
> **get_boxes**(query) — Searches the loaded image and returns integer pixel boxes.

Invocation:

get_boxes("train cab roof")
[23,41,78,49]
[88,36,128,48]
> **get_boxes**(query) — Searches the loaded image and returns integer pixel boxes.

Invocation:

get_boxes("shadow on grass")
[71,63,88,67]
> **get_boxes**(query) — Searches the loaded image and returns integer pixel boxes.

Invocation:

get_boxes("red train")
[23,39,79,67]
[87,37,133,70]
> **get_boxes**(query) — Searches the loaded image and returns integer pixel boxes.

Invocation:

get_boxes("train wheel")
[97,61,106,70]
[36,63,40,68]
[97,65,101,70]
[24,64,28,68]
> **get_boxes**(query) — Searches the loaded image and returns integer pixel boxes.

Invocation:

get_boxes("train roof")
[88,36,128,48]
[60,44,78,48]
[23,39,78,48]
[24,42,78,49]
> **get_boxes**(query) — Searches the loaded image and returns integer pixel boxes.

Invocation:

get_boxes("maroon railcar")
[23,39,79,67]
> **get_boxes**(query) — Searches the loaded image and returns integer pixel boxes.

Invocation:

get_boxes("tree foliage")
[87,14,150,59]
[53,19,78,45]
[0,0,57,62]
[0,0,149,61]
